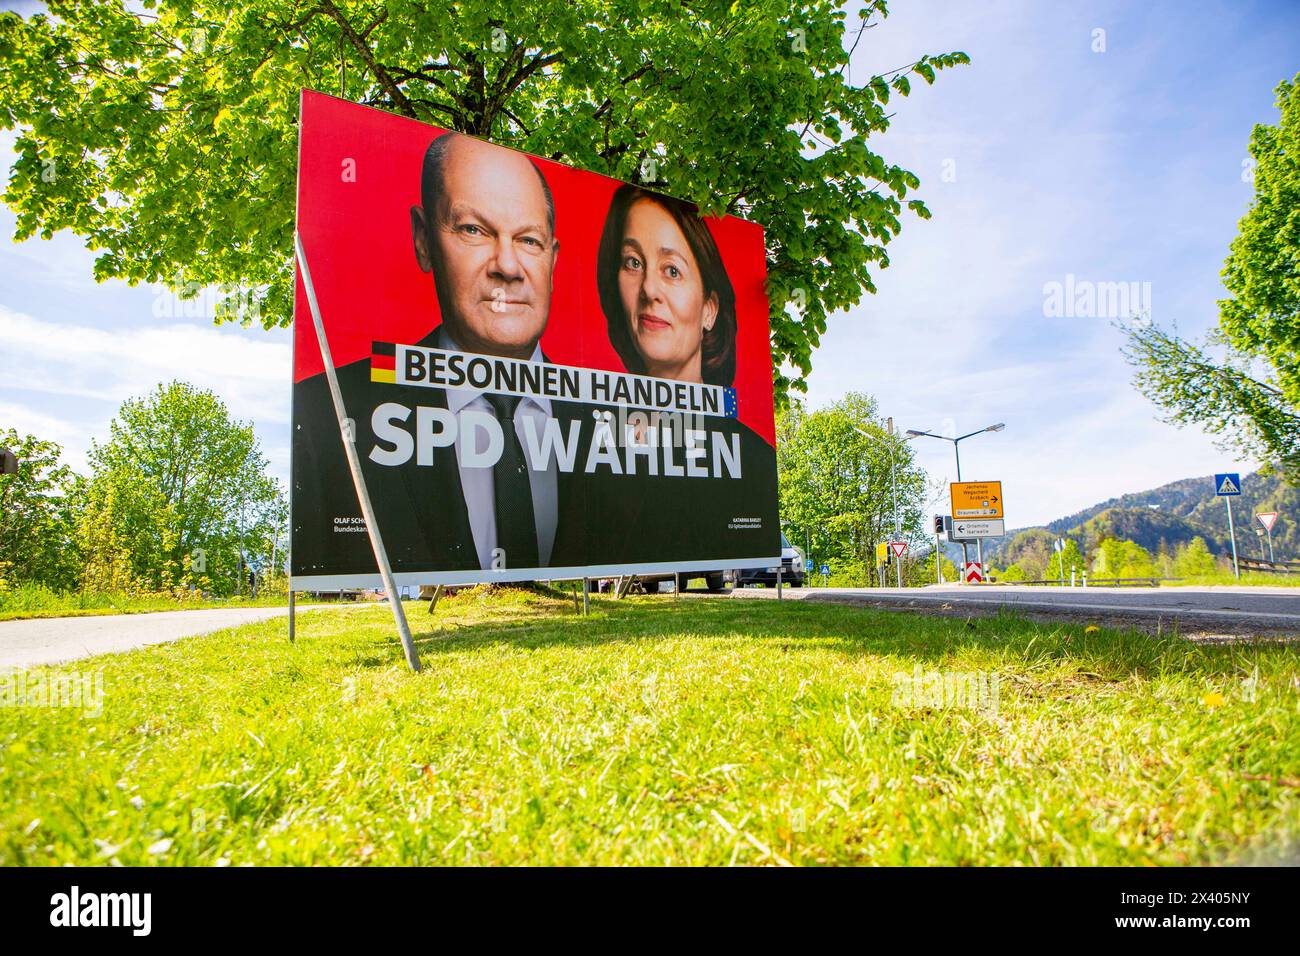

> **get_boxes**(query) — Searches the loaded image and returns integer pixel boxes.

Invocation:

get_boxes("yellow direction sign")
[951,481,1004,519]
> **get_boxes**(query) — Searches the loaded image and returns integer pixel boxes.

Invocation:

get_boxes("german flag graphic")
[370,341,396,383]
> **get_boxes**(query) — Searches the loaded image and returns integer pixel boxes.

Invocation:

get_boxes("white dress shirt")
[437,328,558,570]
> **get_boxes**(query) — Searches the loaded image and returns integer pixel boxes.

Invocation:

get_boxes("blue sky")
[1,0,1297,527]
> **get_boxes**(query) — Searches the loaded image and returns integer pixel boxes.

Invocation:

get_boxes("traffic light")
[933,515,944,534]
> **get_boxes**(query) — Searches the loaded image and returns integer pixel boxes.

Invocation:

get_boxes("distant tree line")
[995,534,1223,583]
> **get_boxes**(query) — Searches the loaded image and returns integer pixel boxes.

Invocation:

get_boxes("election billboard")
[290,90,780,588]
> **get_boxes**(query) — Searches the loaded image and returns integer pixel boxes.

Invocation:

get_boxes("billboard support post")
[294,232,422,674]
[288,589,295,643]
[582,577,590,616]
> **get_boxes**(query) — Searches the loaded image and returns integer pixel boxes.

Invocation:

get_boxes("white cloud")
[0,305,291,425]
[0,399,97,466]
[796,0,1272,528]
[0,304,292,478]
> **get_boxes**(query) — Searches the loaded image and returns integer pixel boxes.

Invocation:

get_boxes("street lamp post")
[905,423,1005,579]
[853,420,910,589]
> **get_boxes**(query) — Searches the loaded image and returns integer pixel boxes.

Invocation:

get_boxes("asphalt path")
[7,585,1298,670]
[0,604,368,670]
[720,584,1300,636]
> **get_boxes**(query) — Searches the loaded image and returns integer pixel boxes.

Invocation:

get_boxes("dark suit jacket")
[291,327,586,578]
[568,415,781,568]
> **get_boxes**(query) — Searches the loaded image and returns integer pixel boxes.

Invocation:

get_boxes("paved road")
[0,605,358,670]
[9,586,1297,669]
[724,584,1300,635]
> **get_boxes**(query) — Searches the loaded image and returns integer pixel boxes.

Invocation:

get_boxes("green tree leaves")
[1174,536,1218,578]
[82,382,286,595]
[0,429,83,589]
[1045,538,1084,582]
[1221,76,1300,385]
[0,1,967,405]
[1090,538,1157,579]
[776,391,926,572]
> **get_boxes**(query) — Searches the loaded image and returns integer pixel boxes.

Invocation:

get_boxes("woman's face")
[618,199,718,382]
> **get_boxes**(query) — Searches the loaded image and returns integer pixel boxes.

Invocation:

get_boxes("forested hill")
[992,469,1297,564]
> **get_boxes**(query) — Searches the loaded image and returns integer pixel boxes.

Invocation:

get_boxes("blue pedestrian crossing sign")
[1215,473,1242,496]
[819,564,830,576]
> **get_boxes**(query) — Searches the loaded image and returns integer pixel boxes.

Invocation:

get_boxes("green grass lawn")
[1,587,1297,866]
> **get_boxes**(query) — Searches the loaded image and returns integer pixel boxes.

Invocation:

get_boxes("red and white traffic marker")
[964,562,984,584]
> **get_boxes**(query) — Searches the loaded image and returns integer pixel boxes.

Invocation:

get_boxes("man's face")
[411,137,557,359]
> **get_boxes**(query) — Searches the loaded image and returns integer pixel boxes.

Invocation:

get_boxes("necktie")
[486,394,539,570]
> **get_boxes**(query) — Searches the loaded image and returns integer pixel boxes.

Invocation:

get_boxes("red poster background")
[293,90,775,446]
